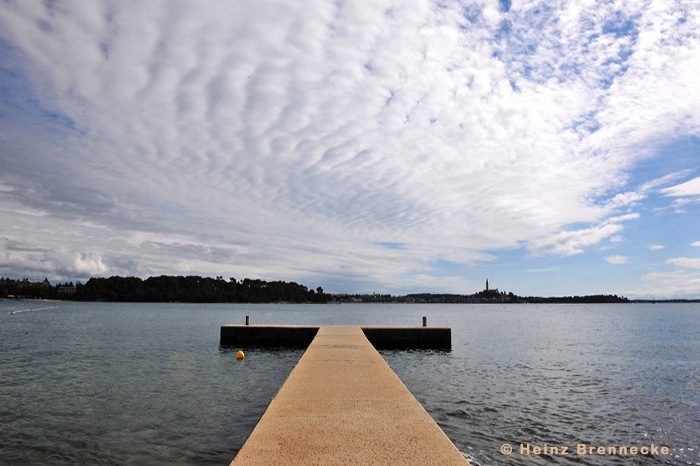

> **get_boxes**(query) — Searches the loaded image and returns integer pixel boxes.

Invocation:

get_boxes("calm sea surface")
[0,302,697,465]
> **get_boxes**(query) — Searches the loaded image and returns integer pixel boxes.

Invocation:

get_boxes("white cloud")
[667,257,700,269]
[628,270,700,299]
[693,241,700,247]
[604,255,629,265]
[527,267,561,273]
[605,191,646,209]
[529,223,624,256]
[48,248,109,277]
[528,213,639,256]
[0,235,108,280]
[640,170,695,192]
[0,1,699,292]
[603,213,641,224]
[604,170,696,211]
[649,245,664,250]
[661,176,700,197]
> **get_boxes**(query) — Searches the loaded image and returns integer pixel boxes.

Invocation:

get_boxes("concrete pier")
[230,326,469,465]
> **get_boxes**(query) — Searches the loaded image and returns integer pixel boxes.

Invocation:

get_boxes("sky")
[1,0,699,299]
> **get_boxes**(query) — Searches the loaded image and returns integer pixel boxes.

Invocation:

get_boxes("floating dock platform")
[220,324,451,350]
[223,324,468,465]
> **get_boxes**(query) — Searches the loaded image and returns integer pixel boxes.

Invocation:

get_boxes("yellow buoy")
[236,350,245,360]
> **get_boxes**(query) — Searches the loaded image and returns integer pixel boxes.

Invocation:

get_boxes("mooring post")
[422,316,428,327]
[246,315,250,326]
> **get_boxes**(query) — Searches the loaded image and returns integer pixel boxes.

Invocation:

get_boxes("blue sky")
[1,0,699,298]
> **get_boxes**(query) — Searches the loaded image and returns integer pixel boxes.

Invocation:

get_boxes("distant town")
[329,279,633,303]
[1,276,698,303]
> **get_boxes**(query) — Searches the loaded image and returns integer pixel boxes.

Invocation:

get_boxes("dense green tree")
[68,275,328,303]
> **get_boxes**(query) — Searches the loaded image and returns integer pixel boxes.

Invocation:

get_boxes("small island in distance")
[2,275,698,304]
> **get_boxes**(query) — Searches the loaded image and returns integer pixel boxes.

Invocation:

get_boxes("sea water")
[0,301,697,465]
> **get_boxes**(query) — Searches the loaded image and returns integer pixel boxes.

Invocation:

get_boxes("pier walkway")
[230,325,469,465]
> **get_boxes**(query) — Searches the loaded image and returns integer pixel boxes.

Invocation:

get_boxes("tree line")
[1,277,57,300]
[329,290,630,304]
[0,276,328,303]
[1,276,656,304]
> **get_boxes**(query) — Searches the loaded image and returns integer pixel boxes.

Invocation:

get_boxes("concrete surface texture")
[231,326,470,465]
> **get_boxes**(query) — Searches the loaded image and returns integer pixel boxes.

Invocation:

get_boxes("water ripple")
[1,302,698,465]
